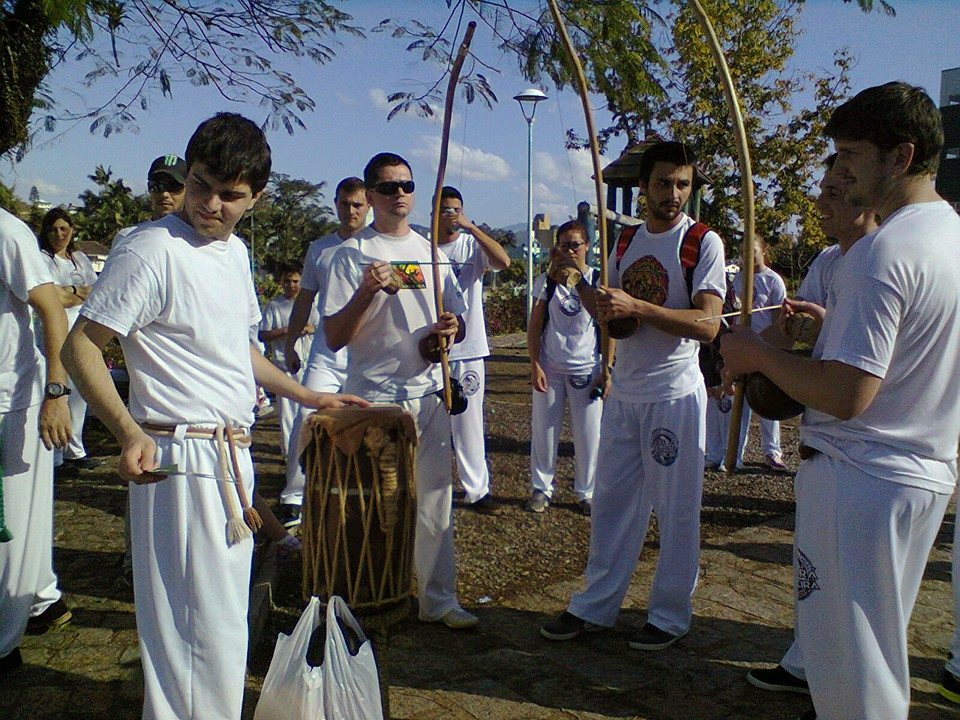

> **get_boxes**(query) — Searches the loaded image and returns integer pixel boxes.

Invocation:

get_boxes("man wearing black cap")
[110,154,187,252]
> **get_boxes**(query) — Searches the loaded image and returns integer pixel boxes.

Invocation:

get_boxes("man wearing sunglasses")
[111,155,187,253]
[324,153,478,630]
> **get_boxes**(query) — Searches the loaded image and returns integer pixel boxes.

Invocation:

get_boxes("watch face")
[46,382,69,397]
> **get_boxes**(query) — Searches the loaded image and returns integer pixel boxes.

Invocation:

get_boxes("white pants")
[569,387,706,635]
[530,367,601,501]
[280,358,346,506]
[29,559,62,617]
[0,402,54,658]
[275,366,302,457]
[949,509,960,678]
[404,393,462,620]
[133,430,255,720]
[794,453,949,720]
[736,401,781,464]
[55,378,89,464]
[705,395,780,467]
[449,359,491,503]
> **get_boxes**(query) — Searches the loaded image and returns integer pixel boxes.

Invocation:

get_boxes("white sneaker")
[435,607,478,630]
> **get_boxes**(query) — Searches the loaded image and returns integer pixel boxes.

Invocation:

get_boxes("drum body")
[301,405,418,615]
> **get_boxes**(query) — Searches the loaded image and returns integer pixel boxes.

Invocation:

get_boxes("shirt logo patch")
[621,255,669,306]
[460,370,481,397]
[559,293,582,316]
[718,396,732,413]
[568,373,591,390]
[796,549,820,600]
[390,261,427,290]
[650,428,679,466]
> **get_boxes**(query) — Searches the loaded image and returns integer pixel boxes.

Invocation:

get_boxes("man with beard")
[540,141,726,650]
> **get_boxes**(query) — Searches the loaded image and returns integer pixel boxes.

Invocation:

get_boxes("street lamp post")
[513,87,548,321]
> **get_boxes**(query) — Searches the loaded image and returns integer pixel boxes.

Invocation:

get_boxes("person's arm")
[324,260,392,351]
[62,317,160,482]
[28,283,72,449]
[526,299,548,392]
[53,284,87,308]
[460,217,510,270]
[597,286,723,343]
[719,325,881,420]
[250,344,368,409]
[574,276,599,319]
[282,288,318,372]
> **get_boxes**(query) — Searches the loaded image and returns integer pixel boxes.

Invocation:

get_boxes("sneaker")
[705,461,727,472]
[765,452,788,471]
[628,622,682,651]
[468,494,503,516]
[746,665,810,694]
[540,611,602,641]
[578,499,592,517]
[0,648,22,678]
[526,491,549,514]
[278,503,302,529]
[941,667,960,705]
[435,607,478,630]
[54,462,79,479]
[26,598,72,635]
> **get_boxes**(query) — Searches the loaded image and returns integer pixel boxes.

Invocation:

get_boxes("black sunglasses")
[370,180,415,195]
[148,178,184,194]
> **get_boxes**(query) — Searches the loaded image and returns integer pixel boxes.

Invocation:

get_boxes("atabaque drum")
[300,405,418,615]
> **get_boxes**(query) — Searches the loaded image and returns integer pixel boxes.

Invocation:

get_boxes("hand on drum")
[302,392,370,410]
[718,325,764,394]
[596,285,638,324]
[362,260,394,296]
[779,297,825,326]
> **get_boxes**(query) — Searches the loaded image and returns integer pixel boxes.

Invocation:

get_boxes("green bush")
[484,285,527,335]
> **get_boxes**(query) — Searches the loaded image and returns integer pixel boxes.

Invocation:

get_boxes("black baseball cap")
[147,155,187,184]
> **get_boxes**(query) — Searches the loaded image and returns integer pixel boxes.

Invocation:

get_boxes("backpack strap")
[679,221,711,306]
[614,224,641,270]
[540,276,559,336]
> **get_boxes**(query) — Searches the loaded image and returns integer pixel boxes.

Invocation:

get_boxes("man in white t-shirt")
[62,113,364,719]
[435,185,510,515]
[111,154,187,253]
[278,176,368,528]
[324,152,478,630]
[745,154,879,697]
[721,82,959,720]
[541,141,726,651]
[258,262,319,456]
[0,208,72,678]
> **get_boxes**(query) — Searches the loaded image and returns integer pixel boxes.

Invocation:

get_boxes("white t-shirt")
[0,209,52,413]
[260,294,319,369]
[42,251,98,328]
[733,266,786,334]
[796,244,842,307]
[324,225,466,402]
[82,214,261,426]
[534,268,598,374]
[301,232,347,370]
[608,214,726,403]
[801,201,960,494]
[438,232,490,361]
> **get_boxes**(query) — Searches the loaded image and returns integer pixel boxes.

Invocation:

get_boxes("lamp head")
[513,87,548,121]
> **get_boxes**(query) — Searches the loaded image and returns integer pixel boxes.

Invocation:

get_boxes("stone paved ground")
[3,336,956,719]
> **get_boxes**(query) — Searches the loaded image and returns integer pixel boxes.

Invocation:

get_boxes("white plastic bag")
[255,595,327,720]
[254,596,383,720]
[323,596,383,720]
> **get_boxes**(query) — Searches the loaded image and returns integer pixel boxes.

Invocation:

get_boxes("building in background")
[938,67,960,212]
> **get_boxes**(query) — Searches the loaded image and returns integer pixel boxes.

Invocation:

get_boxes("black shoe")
[66,456,103,470]
[540,611,602,641]
[578,499,592,516]
[26,599,72,635]
[628,622,682,651]
[746,665,810,694]
[278,504,302,529]
[468,494,503,516]
[797,709,816,720]
[941,667,960,705]
[0,648,22,677]
[54,462,79,479]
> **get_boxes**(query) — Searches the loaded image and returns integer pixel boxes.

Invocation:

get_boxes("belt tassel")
[226,425,262,533]
[214,423,251,545]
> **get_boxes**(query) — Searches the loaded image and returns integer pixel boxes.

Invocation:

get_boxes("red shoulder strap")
[614,224,641,269]
[680,221,710,270]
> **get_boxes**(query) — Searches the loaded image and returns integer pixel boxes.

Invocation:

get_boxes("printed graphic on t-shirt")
[559,292,582,316]
[451,260,464,279]
[390,261,427,290]
[796,549,820,600]
[621,255,669,306]
[650,427,679,466]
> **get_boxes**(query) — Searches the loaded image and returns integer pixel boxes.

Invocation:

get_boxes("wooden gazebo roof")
[601,135,713,189]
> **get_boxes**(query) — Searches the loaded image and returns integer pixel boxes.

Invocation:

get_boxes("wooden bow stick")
[545,0,612,396]
[429,20,476,412]
[688,0,757,473]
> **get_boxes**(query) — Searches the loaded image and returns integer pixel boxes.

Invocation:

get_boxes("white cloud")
[25,178,66,200]
[410,135,512,182]
[369,88,390,110]
[529,147,611,218]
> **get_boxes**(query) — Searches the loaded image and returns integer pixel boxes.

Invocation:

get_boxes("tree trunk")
[1,1,53,155]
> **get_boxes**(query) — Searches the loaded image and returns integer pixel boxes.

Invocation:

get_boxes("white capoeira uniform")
[949,515,960,680]
[441,231,493,503]
[259,294,319,455]
[567,214,725,634]
[0,209,56,665]
[280,232,348,507]
[82,214,261,720]
[325,225,468,620]
[530,268,601,501]
[795,201,960,720]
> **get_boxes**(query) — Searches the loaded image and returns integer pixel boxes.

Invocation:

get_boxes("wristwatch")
[44,382,72,399]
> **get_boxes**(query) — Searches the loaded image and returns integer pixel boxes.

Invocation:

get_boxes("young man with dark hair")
[435,185,510,515]
[0,209,71,678]
[721,82,960,720]
[541,140,726,650]
[324,152,478,629]
[278,175,368,527]
[62,112,364,719]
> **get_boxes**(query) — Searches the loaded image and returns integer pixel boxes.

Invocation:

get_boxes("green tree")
[73,164,149,244]
[0,181,28,216]
[1,1,362,157]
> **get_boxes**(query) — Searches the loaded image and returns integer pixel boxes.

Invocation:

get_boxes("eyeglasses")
[370,180,415,195]
[558,242,586,251]
[148,178,185,194]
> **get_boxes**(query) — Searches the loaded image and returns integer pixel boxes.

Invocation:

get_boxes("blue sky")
[4,0,959,230]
